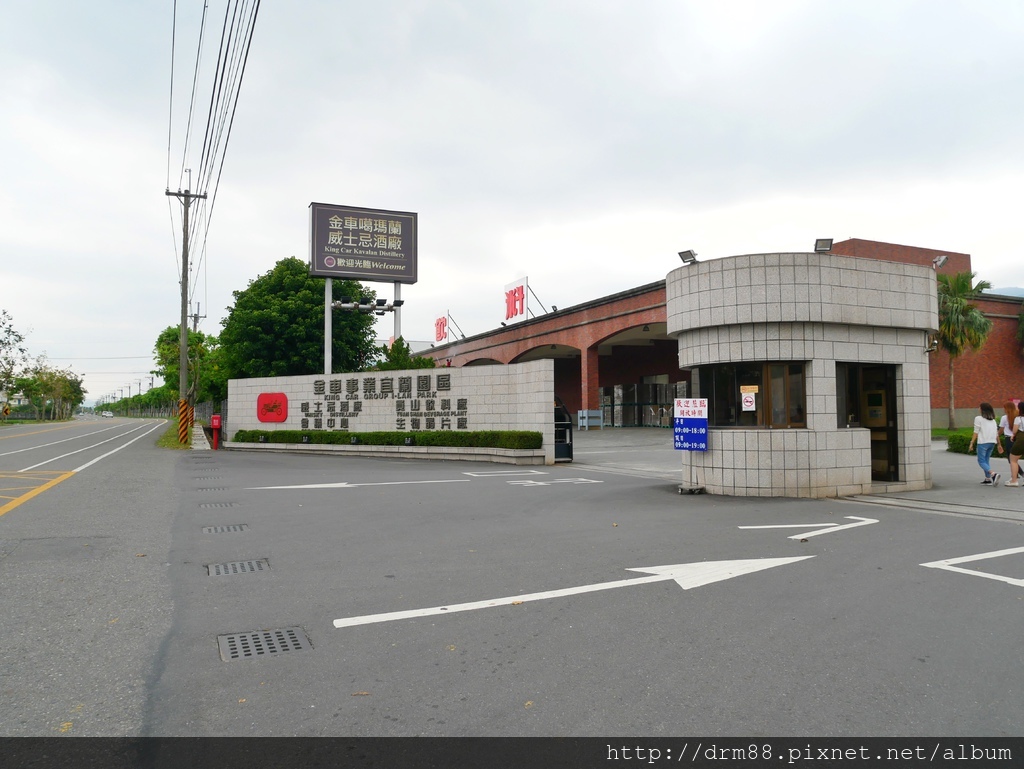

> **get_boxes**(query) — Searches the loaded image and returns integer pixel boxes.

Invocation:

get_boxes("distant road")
[0,417,167,517]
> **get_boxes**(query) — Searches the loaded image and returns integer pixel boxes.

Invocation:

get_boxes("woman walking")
[998,401,1018,458]
[969,403,1002,485]
[1005,403,1024,487]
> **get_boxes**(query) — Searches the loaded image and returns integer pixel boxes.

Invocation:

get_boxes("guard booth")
[554,396,573,462]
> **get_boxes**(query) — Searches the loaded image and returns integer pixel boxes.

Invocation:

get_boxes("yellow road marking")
[0,471,76,517]
[0,423,88,441]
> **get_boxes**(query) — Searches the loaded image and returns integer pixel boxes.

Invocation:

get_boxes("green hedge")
[232,429,543,450]
[946,433,972,454]
[947,432,1012,459]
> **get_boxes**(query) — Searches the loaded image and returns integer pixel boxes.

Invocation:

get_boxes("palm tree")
[937,271,992,429]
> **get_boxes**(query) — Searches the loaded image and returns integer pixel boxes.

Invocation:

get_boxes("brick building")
[423,238,1023,430]
[829,239,1023,426]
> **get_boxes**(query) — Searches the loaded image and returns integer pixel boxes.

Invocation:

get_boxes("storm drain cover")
[198,487,228,492]
[202,524,249,534]
[199,502,239,509]
[207,559,269,576]
[217,627,312,661]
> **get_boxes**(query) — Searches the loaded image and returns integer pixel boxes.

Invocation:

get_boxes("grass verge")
[157,418,192,450]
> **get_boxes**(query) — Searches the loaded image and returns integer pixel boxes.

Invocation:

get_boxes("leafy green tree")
[152,326,227,402]
[367,337,437,371]
[1,310,28,418]
[13,375,43,420]
[14,357,85,420]
[937,271,993,429]
[219,256,377,378]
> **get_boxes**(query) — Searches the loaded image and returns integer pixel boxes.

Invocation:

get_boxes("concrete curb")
[191,425,212,451]
[221,440,548,465]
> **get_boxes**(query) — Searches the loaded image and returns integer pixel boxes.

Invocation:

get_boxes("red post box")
[210,414,221,450]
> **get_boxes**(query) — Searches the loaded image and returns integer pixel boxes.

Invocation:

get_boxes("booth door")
[838,363,899,483]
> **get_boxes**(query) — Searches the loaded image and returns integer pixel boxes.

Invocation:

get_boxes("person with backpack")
[969,403,1003,485]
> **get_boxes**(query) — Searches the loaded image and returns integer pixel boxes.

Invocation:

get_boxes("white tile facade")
[666,253,939,497]
[227,360,557,463]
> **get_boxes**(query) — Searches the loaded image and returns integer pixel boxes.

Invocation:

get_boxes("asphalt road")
[1,419,1022,737]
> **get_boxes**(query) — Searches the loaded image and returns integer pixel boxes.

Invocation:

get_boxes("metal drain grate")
[207,559,269,576]
[197,487,228,492]
[202,524,250,534]
[199,502,239,509]
[217,627,312,661]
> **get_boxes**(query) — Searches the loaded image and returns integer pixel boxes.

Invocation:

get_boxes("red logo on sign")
[435,316,448,342]
[257,392,288,422]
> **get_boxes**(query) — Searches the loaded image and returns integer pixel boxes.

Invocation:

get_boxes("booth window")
[693,362,806,428]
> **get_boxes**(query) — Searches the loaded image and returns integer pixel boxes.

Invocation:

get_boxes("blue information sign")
[673,398,708,451]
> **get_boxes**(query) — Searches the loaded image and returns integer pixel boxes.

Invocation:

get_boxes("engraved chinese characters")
[298,373,469,432]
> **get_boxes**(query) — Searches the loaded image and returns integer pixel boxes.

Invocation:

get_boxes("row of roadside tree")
[95,256,436,418]
[1,309,86,421]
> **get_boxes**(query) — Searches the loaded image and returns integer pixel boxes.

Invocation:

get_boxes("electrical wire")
[190,1,259,296]
[166,0,176,191]
[188,0,261,307]
[167,0,260,320]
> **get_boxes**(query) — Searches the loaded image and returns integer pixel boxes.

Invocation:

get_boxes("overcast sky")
[3,1,1022,405]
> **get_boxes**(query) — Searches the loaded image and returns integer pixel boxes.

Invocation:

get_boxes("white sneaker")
[1005,480,1019,487]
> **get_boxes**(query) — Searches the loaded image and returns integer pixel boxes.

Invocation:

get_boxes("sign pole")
[324,276,332,375]
[394,281,402,341]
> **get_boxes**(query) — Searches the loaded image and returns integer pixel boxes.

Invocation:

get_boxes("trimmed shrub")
[946,433,973,454]
[232,429,543,450]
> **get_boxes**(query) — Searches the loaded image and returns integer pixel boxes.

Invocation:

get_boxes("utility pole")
[190,302,207,332]
[166,186,207,442]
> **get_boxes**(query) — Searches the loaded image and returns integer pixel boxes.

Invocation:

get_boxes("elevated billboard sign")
[309,203,418,284]
[504,276,529,324]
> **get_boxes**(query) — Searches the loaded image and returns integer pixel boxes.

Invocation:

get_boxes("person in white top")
[969,403,1003,485]
[997,401,1018,458]
[1004,404,1024,487]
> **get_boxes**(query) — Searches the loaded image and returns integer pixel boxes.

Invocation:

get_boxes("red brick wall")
[930,295,1024,410]
[427,242,1020,426]
[830,238,971,276]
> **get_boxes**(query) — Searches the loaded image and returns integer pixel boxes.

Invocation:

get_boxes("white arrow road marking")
[739,516,878,539]
[246,479,471,490]
[462,470,548,477]
[921,546,1024,587]
[332,556,814,629]
[507,478,603,486]
[739,524,838,529]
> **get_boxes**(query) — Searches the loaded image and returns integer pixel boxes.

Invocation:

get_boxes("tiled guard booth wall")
[666,252,939,498]
[227,360,557,464]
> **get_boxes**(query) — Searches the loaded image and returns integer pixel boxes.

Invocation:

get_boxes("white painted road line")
[789,516,878,539]
[739,524,838,529]
[0,424,125,457]
[507,478,602,486]
[462,470,548,477]
[739,516,878,539]
[333,556,815,629]
[71,421,167,472]
[20,422,164,471]
[248,479,472,490]
[921,546,1024,588]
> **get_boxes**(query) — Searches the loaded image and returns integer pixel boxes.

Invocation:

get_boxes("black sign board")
[309,203,418,284]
